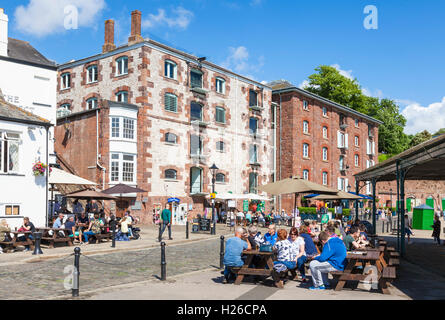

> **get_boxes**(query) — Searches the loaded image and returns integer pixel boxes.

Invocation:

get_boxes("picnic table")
[234,250,275,285]
[0,231,34,252]
[36,227,73,248]
[332,250,396,294]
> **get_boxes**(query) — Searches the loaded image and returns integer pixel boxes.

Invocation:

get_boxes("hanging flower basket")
[32,162,51,176]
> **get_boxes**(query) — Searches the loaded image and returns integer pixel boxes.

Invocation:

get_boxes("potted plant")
[32,161,50,176]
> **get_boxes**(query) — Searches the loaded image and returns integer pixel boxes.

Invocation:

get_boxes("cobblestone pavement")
[0,237,223,300]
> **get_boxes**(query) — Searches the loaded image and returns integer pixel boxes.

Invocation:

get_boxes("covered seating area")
[354,134,445,257]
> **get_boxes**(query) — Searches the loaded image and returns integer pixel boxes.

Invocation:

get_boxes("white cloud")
[331,64,354,80]
[142,7,193,30]
[401,97,445,135]
[14,0,106,37]
[298,79,310,89]
[221,46,264,79]
[362,87,384,99]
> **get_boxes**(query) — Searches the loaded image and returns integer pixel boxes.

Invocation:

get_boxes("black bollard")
[382,219,385,234]
[220,236,225,269]
[161,241,166,281]
[32,231,43,255]
[111,219,116,248]
[186,220,189,239]
[72,247,81,297]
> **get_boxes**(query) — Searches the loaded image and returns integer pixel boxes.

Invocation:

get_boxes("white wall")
[0,120,48,229]
[0,60,57,163]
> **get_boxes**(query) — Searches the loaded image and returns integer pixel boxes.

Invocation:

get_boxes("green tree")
[409,130,432,147]
[433,128,445,136]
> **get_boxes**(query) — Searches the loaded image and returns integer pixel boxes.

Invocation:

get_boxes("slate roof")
[5,38,56,68]
[0,92,51,126]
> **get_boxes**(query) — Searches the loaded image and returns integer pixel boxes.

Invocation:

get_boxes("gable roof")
[0,93,52,127]
[0,38,56,69]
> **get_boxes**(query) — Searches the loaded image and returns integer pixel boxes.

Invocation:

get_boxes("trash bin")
[412,204,434,230]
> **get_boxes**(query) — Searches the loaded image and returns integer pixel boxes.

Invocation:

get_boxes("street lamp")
[210,163,218,235]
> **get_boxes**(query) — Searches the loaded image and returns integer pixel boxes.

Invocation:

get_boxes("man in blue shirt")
[263,224,278,245]
[309,230,347,290]
[223,227,251,283]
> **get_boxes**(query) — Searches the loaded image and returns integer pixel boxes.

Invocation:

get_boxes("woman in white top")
[288,227,308,282]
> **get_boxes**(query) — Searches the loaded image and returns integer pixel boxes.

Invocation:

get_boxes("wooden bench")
[380,266,397,294]
[388,258,400,266]
[93,232,113,243]
[38,228,73,248]
[0,241,15,253]
[390,251,400,258]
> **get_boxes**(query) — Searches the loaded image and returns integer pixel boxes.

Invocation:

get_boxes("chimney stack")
[128,10,144,45]
[0,8,9,57]
[102,19,116,53]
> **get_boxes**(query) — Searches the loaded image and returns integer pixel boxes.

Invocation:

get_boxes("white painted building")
[0,8,57,164]
[0,95,52,229]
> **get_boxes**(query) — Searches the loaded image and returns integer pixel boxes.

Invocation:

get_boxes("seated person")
[343,226,366,251]
[263,224,278,246]
[119,216,130,238]
[309,231,347,290]
[18,217,36,252]
[245,211,252,225]
[65,216,83,244]
[333,221,343,240]
[0,219,11,254]
[223,227,251,283]
[83,213,104,244]
[358,224,369,241]
[53,213,67,237]
[247,225,263,249]
[272,229,296,287]
[76,212,90,233]
[288,227,308,282]
[299,225,319,259]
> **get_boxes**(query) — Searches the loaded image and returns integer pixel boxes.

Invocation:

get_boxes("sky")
[3,0,445,135]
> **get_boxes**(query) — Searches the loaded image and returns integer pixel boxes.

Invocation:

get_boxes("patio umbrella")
[65,189,117,200]
[312,191,364,200]
[258,176,338,226]
[102,184,147,195]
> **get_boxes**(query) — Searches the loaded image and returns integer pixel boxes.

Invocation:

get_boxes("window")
[303,100,308,110]
[249,172,258,194]
[0,132,20,174]
[123,118,135,139]
[86,98,98,110]
[367,139,375,155]
[303,143,309,158]
[190,135,203,155]
[190,167,202,193]
[337,131,347,148]
[338,177,346,191]
[57,103,71,118]
[110,153,120,182]
[322,147,328,161]
[249,117,258,135]
[340,114,346,125]
[323,126,328,139]
[368,125,374,137]
[116,57,128,76]
[165,169,177,180]
[322,172,328,186]
[339,155,345,170]
[249,90,258,107]
[164,93,178,112]
[190,69,203,88]
[303,121,309,134]
[355,136,359,147]
[216,141,225,152]
[215,107,226,124]
[61,73,71,89]
[116,91,128,103]
[303,170,309,180]
[165,133,177,144]
[122,154,135,182]
[249,145,258,164]
[59,104,71,111]
[164,60,177,80]
[216,173,225,183]
[355,118,359,127]
[322,107,327,117]
[87,65,98,83]
[355,154,359,167]
[5,205,20,216]
[111,117,120,138]
[216,77,226,94]
[190,102,203,121]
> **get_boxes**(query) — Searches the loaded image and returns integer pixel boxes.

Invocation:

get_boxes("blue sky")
[3,0,445,134]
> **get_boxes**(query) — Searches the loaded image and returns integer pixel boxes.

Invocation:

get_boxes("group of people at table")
[0,208,137,253]
[223,219,371,290]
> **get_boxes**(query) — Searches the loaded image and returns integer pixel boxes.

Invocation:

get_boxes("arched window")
[323,126,328,139]
[322,172,328,185]
[216,173,225,183]
[116,91,128,103]
[355,154,359,167]
[216,77,226,94]
[164,60,177,79]
[165,132,177,144]
[322,106,327,117]
[322,147,328,161]
[303,143,309,158]
[87,65,98,83]
[116,56,128,76]
[190,102,203,121]
[303,170,309,180]
[303,121,309,134]
[86,97,98,110]
[61,73,71,89]
[165,169,177,180]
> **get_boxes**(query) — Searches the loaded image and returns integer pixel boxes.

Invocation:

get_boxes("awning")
[49,168,97,185]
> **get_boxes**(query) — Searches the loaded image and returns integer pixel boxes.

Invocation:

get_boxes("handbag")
[259,243,273,252]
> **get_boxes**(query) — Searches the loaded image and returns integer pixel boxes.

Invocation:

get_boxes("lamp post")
[210,163,218,235]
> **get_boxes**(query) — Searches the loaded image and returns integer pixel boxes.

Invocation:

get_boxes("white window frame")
[217,141,225,152]
[303,121,309,134]
[116,57,129,76]
[165,60,177,80]
[339,155,345,170]
[355,136,359,147]
[355,118,359,128]
[164,169,177,180]
[322,106,327,117]
[61,73,71,90]
[87,65,98,83]
[303,100,309,110]
[303,143,309,158]
[0,131,21,174]
[164,93,178,113]
[323,126,328,139]
[322,147,328,161]
[215,77,226,94]
[355,154,359,167]
[303,170,309,180]
[322,172,328,186]
[116,91,129,103]
[109,152,136,184]
[86,98,98,110]
[215,107,226,124]
[337,131,345,148]
[109,116,136,142]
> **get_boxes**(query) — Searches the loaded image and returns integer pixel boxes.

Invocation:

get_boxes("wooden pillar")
[372,178,377,235]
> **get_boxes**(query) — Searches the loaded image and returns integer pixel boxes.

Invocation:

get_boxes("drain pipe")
[96,109,106,190]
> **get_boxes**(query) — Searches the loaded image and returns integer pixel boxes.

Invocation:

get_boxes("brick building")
[55,11,274,224]
[270,80,383,213]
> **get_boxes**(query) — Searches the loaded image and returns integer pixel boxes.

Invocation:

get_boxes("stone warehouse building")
[270,80,383,214]
[54,11,275,223]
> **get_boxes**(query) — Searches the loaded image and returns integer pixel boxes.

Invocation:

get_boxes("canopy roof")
[258,176,338,196]
[312,191,364,200]
[355,134,445,182]
[49,168,97,186]
[65,190,117,200]
[102,184,146,195]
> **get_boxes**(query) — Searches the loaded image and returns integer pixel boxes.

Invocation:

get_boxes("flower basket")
[32,162,51,176]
